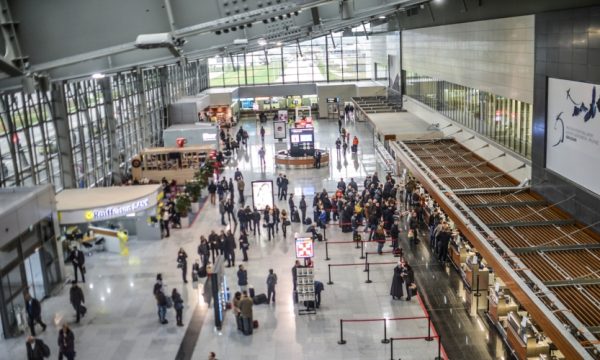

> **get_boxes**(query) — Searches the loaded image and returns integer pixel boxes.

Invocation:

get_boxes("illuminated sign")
[88,198,150,221]
[251,181,274,211]
[295,237,314,258]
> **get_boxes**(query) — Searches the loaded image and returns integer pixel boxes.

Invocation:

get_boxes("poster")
[278,110,288,121]
[546,78,600,195]
[251,180,274,211]
[274,121,287,140]
[295,237,314,258]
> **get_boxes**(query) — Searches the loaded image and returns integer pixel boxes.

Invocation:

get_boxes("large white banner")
[547,78,600,195]
[251,180,274,211]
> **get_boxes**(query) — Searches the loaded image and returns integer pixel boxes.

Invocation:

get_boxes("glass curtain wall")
[208,31,374,87]
[405,72,533,158]
[0,59,209,190]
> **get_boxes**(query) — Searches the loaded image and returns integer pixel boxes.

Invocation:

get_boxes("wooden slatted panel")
[547,250,600,280]
[553,286,600,327]
[519,253,562,282]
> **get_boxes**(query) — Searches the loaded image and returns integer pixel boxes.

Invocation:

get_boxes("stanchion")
[364,252,369,272]
[425,316,434,341]
[381,318,390,344]
[337,319,346,345]
[360,240,365,259]
[327,264,333,285]
[435,335,442,360]
[325,242,330,261]
[365,263,372,283]
[389,338,394,360]
[355,233,360,249]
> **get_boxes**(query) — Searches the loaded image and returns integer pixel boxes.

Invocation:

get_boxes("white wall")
[404,97,531,183]
[402,15,534,103]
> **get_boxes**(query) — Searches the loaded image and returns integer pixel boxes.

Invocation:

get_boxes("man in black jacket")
[58,323,75,360]
[25,293,46,336]
[26,335,48,360]
[299,195,307,224]
[70,281,86,323]
[280,175,289,200]
[69,247,86,283]
[224,230,236,267]
[288,195,295,216]
[276,174,283,199]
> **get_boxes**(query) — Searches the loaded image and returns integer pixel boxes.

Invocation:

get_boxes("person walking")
[292,260,300,303]
[258,147,266,170]
[208,230,220,263]
[260,125,265,142]
[208,352,218,360]
[266,269,278,304]
[237,265,248,292]
[177,248,188,283]
[57,323,75,360]
[219,199,227,226]
[280,175,289,200]
[239,291,254,335]
[288,194,295,216]
[352,136,359,153]
[335,138,341,156]
[160,209,170,238]
[24,293,46,336]
[68,247,86,283]
[276,174,283,200]
[374,225,386,255]
[281,209,289,237]
[390,261,404,300]
[26,335,49,360]
[172,288,184,327]
[266,209,275,241]
[198,236,210,267]
[69,281,86,323]
[252,208,261,236]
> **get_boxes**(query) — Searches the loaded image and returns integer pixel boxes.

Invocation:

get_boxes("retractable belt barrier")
[322,237,394,261]
[327,261,397,284]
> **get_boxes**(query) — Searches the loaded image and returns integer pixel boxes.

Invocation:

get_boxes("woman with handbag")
[401,260,415,301]
[239,230,250,261]
[177,248,188,283]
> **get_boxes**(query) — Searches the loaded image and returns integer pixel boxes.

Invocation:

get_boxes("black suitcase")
[249,287,255,298]
[253,293,268,305]
[236,314,243,331]
[242,317,253,335]
[303,217,312,225]
[316,233,323,242]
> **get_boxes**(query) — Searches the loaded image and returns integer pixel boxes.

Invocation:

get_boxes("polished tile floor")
[0,118,509,359]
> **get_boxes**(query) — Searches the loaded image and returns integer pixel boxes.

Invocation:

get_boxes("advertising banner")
[547,78,600,195]
[251,180,274,211]
[274,121,287,140]
[278,109,288,122]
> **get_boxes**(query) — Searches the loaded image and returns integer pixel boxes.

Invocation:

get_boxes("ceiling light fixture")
[92,73,105,79]
[379,15,386,19]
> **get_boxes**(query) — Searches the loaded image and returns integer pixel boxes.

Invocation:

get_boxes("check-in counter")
[507,312,550,360]
[489,290,519,326]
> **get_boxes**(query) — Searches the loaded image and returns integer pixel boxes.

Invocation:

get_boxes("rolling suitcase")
[249,287,255,298]
[236,314,243,331]
[303,217,312,225]
[242,317,253,335]
[253,293,268,305]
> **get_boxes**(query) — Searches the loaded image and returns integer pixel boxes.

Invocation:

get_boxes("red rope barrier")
[341,318,385,323]
[366,261,398,265]
[390,335,439,341]
[329,263,366,267]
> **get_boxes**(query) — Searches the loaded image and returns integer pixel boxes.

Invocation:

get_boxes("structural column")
[51,82,76,189]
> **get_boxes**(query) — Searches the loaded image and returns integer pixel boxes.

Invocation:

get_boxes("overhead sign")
[546,78,600,195]
[90,198,150,220]
[295,237,314,258]
[326,97,339,103]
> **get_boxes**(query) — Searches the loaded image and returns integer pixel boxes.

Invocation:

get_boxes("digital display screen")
[300,134,313,142]
[291,135,300,143]
[251,181,274,211]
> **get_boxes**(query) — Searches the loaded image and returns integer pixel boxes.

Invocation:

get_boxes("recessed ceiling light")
[379,15,386,19]
[92,73,105,79]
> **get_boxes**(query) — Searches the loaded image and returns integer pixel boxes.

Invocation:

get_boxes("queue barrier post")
[337,319,346,345]
[389,338,394,360]
[360,240,365,259]
[365,263,372,283]
[325,242,330,261]
[364,252,369,272]
[327,264,333,285]
[436,335,442,360]
[355,233,360,249]
[381,318,390,344]
[425,316,434,341]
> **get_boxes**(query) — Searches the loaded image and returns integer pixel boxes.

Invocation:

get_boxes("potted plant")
[175,194,192,227]
[185,180,202,213]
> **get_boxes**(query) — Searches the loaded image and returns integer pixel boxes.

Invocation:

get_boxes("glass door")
[24,251,45,300]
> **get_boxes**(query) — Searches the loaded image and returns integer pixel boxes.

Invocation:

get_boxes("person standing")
[26,335,49,360]
[314,280,324,308]
[208,352,218,360]
[266,269,278,304]
[237,265,248,292]
[172,288,184,327]
[390,219,400,251]
[338,114,343,133]
[390,261,405,300]
[68,247,86,283]
[260,125,265,142]
[288,194,295,216]
[374,225,386,255]
[238,291,254,335]
[252,208,261,236]
[402,261,415,301]
[258,147,266,170]
[153,274,168,324]
[160,209,170,238]
[57,323,75,360]
[224,230,236,267]
[335,138,341,155]
[198,236,210,267]
[218,199,227,226]
[276,174,283,200]
[69,281,85,323]
[237,178,245,205]
[266,209,275,241]
[208,180,217,205]
[24,293,46,336]
[352,136,359,153]
[177,248,188,283]
[299,195,307,224]
[292,260,300,303]
[239,230,249,262]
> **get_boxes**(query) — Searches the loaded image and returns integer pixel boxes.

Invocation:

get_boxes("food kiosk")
[56,185,163,255]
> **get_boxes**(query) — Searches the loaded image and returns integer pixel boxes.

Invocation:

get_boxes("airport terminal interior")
[0,0,600,359]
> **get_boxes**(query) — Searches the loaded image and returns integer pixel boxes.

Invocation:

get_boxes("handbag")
[283,220,291,226]
[177,262,183,269]
[166,297,173,309]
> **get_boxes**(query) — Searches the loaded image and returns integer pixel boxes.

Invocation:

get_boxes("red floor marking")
[416,293,449,360]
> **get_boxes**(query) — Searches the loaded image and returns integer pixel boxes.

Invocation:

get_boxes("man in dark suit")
[69,247,86,283]
[25,293,46,336]
[26,335,48,360]
[69,281,86,323]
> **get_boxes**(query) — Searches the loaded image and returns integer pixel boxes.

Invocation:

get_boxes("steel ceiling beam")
[468,200,547,208]
[486,219,576,229]
[511,243,600,254]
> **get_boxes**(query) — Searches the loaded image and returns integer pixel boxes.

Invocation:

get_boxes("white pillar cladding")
[402,15,534,104]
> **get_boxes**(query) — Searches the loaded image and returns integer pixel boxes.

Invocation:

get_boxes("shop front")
[56,185,163,259]
[0,184,63,339]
